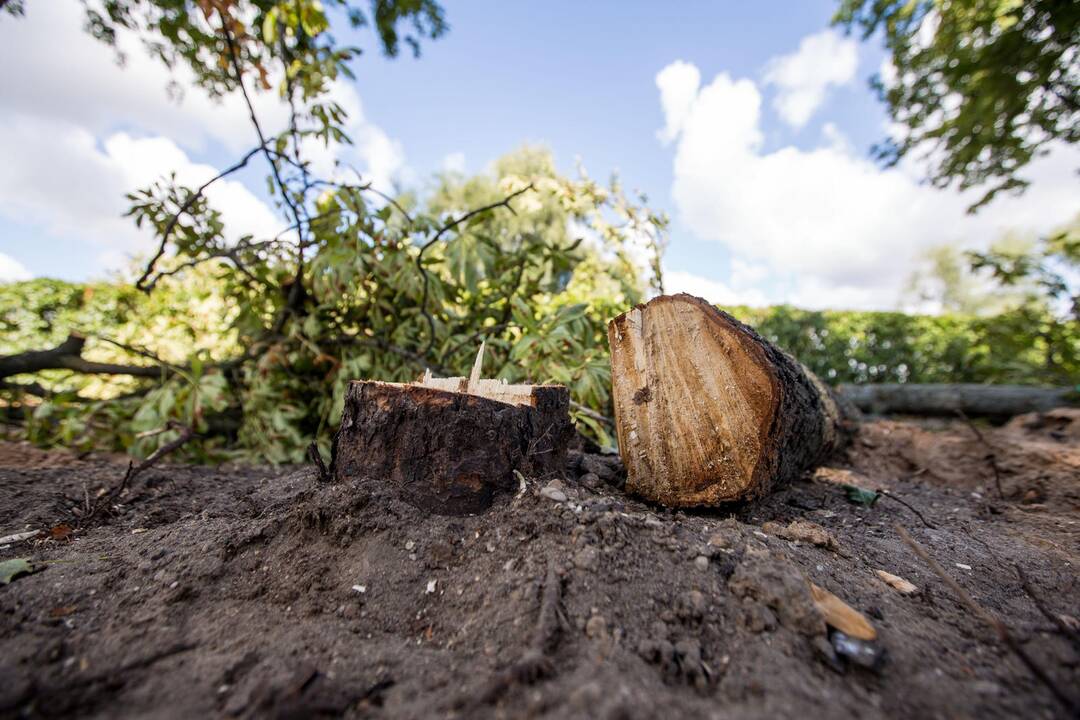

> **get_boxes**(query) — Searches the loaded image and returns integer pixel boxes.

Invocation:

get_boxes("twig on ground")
[456,559,565,710]
[955,409,1005,500]
[307,440,330,482]
[895,524,1079,715]
[1015,564,1080,653]
[878,490,936,529]
[78,422,195,525]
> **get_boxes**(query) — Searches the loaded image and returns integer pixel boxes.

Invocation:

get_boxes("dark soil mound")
[1,416,1078,719]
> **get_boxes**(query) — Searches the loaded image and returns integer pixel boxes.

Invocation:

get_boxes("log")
[836,383,1077,419]
[607,294,849,507]
[331,346,572,515]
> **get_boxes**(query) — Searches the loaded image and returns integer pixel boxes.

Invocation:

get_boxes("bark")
[837,383,1077,419]
[332,380,572,515]
[0,333,165,380]
[607,294,851,507]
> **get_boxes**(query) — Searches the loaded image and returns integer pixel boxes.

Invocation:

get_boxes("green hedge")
[3,279,1076,390]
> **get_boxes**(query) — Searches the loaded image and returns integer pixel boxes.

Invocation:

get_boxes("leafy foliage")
[835,0,1080,210]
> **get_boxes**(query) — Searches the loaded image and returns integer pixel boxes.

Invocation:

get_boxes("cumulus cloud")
[0,253,31,283]
[656,61,702,145]
[0,1,408,278]
[656,54,1080,311]
[0,116,283,271]
[763,29,858,129]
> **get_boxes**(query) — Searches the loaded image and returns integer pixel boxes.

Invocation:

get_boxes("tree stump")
[607,294,850,506]
[331,348,572,515]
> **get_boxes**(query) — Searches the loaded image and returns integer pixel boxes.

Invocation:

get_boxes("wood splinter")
[332,343,572,515]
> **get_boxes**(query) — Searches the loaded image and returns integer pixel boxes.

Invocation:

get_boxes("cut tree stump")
[331,345,572,515]
[608,294,850,507]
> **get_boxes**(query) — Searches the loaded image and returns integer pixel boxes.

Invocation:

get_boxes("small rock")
[573,545,599,571]
[694,555,710,571]
[541,484,568,503]
[351,584,366,594]
[728,556,825,636]
[404,540,415,551]
[585,614,608,639]
[578,472,601,490]
[831,630,886,671]
[955,563,972,571]
[426,580,437,594]
[675,590,707,621]
[580,454,615,481]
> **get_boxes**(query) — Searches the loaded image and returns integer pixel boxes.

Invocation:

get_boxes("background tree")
[835,0,1080,210]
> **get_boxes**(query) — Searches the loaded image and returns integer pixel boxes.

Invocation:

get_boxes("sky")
[0,1,1077,311]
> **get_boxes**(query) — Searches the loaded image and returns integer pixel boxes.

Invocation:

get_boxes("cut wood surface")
[332,347,572,515]
[608,294,850,506]
[837,383,1077,419]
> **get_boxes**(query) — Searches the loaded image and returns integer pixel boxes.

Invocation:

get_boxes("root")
[895,524,1079,715]
[454,559,566,711]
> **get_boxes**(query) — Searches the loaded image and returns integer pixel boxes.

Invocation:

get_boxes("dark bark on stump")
[332,381,572,515]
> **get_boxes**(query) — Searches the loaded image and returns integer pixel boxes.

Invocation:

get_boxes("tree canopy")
[835,0,1080,210]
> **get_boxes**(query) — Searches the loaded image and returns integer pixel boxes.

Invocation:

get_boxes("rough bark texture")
[837,383,1077,419]
[332,380,572,515]
[608,294,850,507]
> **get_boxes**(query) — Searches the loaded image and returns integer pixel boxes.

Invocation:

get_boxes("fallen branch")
[0,334,167,381]
[895,524,1079,715]
[955,410,1005,500]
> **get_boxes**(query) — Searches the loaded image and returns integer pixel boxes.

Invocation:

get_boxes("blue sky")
[1,1,1076,310]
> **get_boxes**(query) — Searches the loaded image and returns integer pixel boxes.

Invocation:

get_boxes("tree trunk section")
[332,380,572,515]
[836,383,1077,419]
[607,294,849,507]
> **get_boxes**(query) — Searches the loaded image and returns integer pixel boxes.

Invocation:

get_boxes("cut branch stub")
[607,294,850,506]
[332,361,572,515]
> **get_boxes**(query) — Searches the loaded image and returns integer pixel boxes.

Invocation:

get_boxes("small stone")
[541,483,568,503]
[426,580,437,594]
[405,540,415,551]
[580,454,615,481]
[831,630,886,671]
[694,555,710,571]
[955,563,972,571]
[585,614,608,639]
[578,472,601,489]
[573,545,599,571]
[485,543,495,553]
[352,584,366,594]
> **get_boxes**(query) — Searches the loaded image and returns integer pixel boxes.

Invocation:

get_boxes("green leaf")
[0,558,39,585]
[841,484,881,507]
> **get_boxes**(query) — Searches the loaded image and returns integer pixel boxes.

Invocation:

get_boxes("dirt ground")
[1,411,1078,719]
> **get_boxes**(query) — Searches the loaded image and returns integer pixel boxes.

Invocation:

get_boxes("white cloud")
[763,29,858,129]
[0,1,409,278]
[666,269,768,308]
[0,253,31,282]
[0,116,282,272]
[656,54,1080,311]
[656,61,701,144]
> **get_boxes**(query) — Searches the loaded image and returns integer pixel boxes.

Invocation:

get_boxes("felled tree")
[0,1,667,462]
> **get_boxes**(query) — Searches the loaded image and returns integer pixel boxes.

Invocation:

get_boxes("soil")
[1,411,1078,719]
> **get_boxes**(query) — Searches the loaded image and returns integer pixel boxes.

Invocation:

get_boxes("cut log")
[607,294,850,507]
[331,346,572,515]
[837,383,1077,419]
